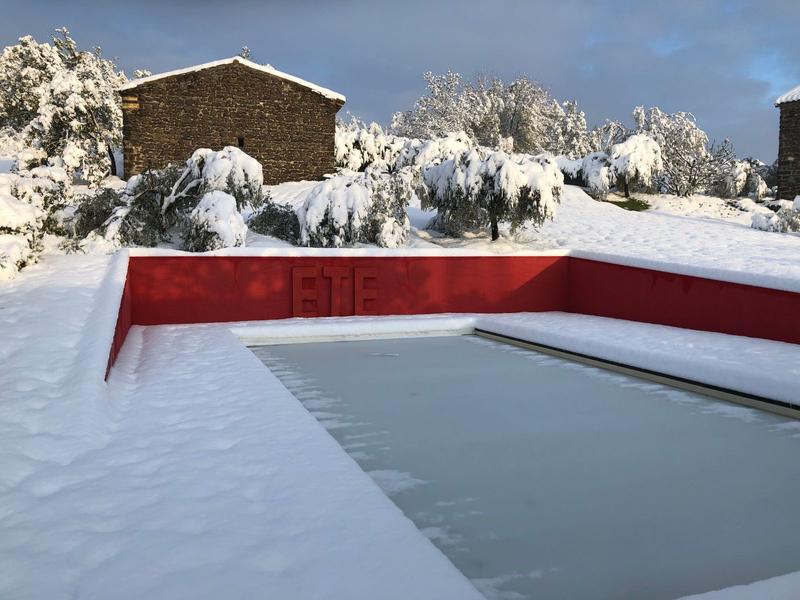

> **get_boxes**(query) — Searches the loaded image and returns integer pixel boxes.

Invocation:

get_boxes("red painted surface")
[127,256,570,324]
[568,257,800,345]
[106,274,133,378]
[103,254,800,377]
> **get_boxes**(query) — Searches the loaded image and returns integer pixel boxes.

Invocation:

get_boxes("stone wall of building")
[121,61,344,184]
[778,101,800,200]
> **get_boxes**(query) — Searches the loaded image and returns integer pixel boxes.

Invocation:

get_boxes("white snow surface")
[2,248,800,598]
[119,56,346,102]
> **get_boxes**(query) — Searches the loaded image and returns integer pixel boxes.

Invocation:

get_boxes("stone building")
[776,84,800,200]
[119,56,345,184]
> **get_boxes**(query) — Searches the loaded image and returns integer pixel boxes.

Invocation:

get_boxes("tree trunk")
[490,215,499,241]
[107,144,117,177]
[623,180,630,198]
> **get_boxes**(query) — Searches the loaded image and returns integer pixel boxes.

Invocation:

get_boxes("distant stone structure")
[119,56,345,184]
[776,84,800,200]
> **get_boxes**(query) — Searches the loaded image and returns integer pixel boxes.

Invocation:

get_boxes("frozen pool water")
[251,335,800,600]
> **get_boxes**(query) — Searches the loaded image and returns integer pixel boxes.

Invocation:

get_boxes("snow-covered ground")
[2,245,800,598]
[4,181,800,598]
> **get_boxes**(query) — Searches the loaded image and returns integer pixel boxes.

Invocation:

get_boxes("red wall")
[568,258,800,345]
[127,256,570,324]
[104,254,800,377]
[106,274,133,378]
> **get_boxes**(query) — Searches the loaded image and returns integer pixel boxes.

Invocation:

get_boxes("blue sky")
[2,0,798,161]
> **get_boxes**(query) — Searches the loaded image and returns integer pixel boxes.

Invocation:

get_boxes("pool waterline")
[250,334,800,600]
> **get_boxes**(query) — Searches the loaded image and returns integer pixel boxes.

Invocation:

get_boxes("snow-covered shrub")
[747,171,768,201]
[75,168,175,250]
[362,168,413,248]
[580,152,613,199]
[609,134,663,197]
[162,146,263,215]
[421,147,562,240]
[11,165,71,233]
[71,186,126,239]
[248,195,300,243]
[184,191,247,251]
[751,197,800,233]
[71,147,263,252]
[298,174,371,247]
[0,190,43,279]
[297,167,412,248]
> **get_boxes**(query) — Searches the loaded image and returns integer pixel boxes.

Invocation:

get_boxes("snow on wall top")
[775,83,800,106]
[119,56,346,103]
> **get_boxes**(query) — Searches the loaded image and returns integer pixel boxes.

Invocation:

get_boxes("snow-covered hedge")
[335,118,411,172]
[421,147,562,240]
[184,190,247,251]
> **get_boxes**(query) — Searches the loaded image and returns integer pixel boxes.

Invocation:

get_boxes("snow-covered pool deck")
[2,252,800,599]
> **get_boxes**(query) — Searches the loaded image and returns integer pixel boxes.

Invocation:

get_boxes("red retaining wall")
[568,258,800,345]
[127,256,570,324]
[107,274,133,378]
[104,254,800,377]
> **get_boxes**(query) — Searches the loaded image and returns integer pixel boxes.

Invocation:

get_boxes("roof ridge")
[118,56,345,103]
[775,83,800,106]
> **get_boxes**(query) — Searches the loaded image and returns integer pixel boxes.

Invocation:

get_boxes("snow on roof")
[119,56,346,103]
[775,83,800,106]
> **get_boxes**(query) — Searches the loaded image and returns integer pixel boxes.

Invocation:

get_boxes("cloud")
[2,0,798,160]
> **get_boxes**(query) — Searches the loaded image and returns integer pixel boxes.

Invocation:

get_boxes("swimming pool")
[251,334,800,600]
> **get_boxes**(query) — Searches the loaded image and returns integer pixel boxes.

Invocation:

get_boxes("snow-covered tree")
[390,71,585,155]
[239,46,251,60]
[632,106,733,197]
[560,100,592,159]
[420,147,562,240]
[390,71,465,139]
[27,28,126,184]
[335,116,411,172]
[609,134,663,197]
[555,152,613,199]
[588,119,627,153]
[0,36,62,129]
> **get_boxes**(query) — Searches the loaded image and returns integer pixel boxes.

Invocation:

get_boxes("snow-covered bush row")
[0,185,43,280]
[420,147,563,240]
[75,147,261,252]
[0,29,137,185]
[297,166,411,248]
